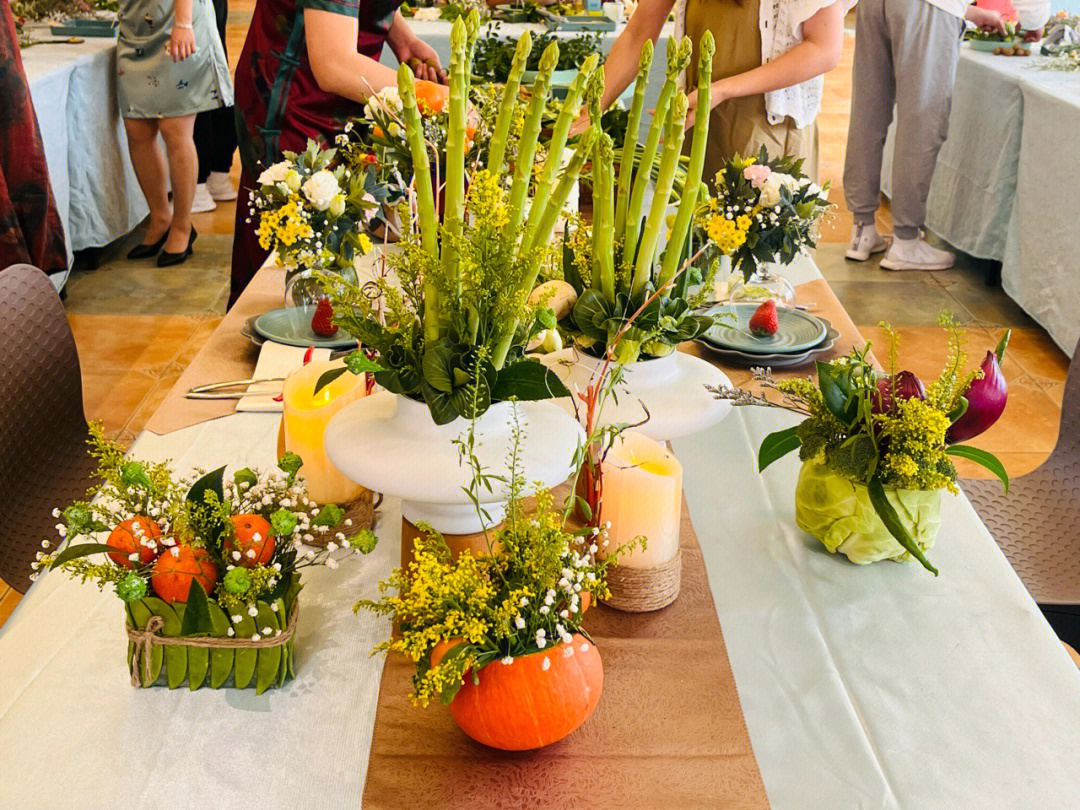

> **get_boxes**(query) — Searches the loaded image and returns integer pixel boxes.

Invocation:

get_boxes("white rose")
[301,170,340,211]
[257,161,290,186]
[758,172,797,208]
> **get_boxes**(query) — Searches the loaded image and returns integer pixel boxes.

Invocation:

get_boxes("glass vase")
[728,264,797,308]
[283,264,358,308]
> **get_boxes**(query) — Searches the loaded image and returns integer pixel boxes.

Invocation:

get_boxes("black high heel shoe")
[126,231,169,260]
[156,227,198,268]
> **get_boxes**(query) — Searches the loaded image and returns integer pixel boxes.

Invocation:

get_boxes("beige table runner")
[362,499,771,810]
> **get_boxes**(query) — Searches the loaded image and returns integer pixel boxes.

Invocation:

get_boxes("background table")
[3,253,1080,808]
[881,45,1080,357]
[22,30,148,284]
[383,19,675,138]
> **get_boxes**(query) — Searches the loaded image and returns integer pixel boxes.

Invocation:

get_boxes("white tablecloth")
[385,20,674,137]
[22,31,148,278]
[881,45,1080,357]
[3,257,1080,808]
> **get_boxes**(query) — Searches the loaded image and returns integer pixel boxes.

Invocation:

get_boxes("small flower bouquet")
[358,477,640,750]
[700,148,832,284]
[251,139,382,277]
[711,318,1010,574]
[37,427,376,692]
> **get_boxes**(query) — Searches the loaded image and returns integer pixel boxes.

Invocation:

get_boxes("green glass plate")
[704,303,827,354]
[253,306,357,350]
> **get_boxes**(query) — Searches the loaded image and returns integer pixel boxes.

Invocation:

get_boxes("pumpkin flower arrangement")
[250,139,382,276]
[710,317,1010,574]
[700,148,832,281]
[35,425,376,692]
[554,35,718,364]
[319,15,600,424]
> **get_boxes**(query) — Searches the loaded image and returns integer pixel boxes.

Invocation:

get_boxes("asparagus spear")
[631,91,688,296]
[623,37,692,258]
[440,19,468,296]
[657,30,714,290]
[521,53,600,251]
[592,133,616,302]
[494,130,598,368]
[613,40,653,239]
[397,64,441,343]
[487,32,532,175]
[503,42,560,241]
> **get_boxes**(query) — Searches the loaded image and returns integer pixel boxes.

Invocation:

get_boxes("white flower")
[248,606,259,617]
[579,642,590,653]
[251,634,261,642]
[301,170,340,211]
[758,172,797,208]
[514,616,525,629]
[541,656,551,671]
[562,645,575,657]
[262,627,273,635]
[364,85,402,119]
[257,161,291,186]
[227,628,235,637]
[501,656,514,665]
[326,557,339,570]
[231,614,242,623]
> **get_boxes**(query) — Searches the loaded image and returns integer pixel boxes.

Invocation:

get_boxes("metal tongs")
[186,378,285,400]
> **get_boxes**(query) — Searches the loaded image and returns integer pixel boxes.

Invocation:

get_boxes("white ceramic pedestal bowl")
[540,349,733,442]
[324,393,585,535]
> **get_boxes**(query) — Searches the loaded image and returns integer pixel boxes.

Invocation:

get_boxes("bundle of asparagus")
[321,13,601,425]
[558,34,719,364]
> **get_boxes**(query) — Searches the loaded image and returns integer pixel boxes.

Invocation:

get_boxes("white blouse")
[674,0,855,129]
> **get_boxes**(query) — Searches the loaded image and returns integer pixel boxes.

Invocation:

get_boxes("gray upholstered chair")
[963,338,1080,646]
[0,265,98,593]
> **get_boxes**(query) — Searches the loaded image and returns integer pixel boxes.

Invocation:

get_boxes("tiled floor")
[2,20,1068,615]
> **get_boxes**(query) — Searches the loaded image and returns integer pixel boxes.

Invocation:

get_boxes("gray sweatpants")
[843,0,965,240]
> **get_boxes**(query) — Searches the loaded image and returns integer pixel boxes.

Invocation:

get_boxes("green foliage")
[472,28,603,82]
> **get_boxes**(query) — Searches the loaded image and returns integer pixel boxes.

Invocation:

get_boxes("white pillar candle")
[598,432,682,568]
[282,359,368,504]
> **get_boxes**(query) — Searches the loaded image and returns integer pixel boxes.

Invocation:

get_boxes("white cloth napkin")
[235,342,331,413]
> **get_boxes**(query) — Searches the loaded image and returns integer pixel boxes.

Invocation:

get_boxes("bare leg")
[123,117,172,245]
[158,114,198,254]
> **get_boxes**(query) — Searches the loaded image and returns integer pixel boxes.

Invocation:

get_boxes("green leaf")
[313,366,349,397]
[128,600,162,687]
[947,445,1009,494]
[537,308,557,330]
[144,596,188,688]
[49,542,118,569]
[491,359,571,402]
[571,289,612,343]
[180,579,213,636]
[278,452,304,485]
[866,478,938,575]
[995,329,1011,364]
[947,396,969,425]
[255,602,282,695]
[817,362,858,427]
[120,461,154,491]
[422,344,458,393]
[344,350,384,375]
[758,426,802,472]
[421,380,462,425]
[232,610,258,689]
[187,466,226,508]
[206,601,233,689]
[234,468,258,491]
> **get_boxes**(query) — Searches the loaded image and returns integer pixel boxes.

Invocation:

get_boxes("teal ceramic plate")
[253,306,357,350]
[704,303,827,354]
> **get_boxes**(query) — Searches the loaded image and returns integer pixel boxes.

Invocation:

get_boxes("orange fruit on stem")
[226,514,276,568]
[415,80,447,115]
[106,517,162,568]
[151,545,217,604]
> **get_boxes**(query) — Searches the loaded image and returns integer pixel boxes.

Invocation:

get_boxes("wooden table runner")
[361,499,771,810]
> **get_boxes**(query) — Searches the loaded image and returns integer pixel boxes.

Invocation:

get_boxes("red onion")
[872,371,926,415]
[947,347,1008,443]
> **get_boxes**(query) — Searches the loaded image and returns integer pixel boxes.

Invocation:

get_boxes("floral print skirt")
[116,0,233,119]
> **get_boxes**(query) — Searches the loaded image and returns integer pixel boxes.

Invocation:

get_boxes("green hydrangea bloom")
[115,573,147,602]
[224,566,252,595]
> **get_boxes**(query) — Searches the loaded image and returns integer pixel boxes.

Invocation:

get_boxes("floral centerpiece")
[711,319,1011,574]
[250,139,382,303]
[36,426,375,691]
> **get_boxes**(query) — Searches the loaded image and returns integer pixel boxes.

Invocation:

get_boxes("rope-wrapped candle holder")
[602,551,682,612]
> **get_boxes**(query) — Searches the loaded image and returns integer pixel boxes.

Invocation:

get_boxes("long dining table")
[2,251,1080,808]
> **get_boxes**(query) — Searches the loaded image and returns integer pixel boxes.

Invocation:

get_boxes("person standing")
[229,0,446,306]
[118,0,233,266]
[192,0,238,212]
[0,0,68,277]
[582,0,851,182]
[843,0,1004,269]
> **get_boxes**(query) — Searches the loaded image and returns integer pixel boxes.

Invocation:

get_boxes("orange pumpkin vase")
[151,545,218,604]
[106,517,163,568]
[445,633,603,751]
[225,514,275,568]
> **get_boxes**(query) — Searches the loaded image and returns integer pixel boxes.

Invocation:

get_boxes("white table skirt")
[3,256,1080,808]
[23,31,148,278]
[881,45,1080,357]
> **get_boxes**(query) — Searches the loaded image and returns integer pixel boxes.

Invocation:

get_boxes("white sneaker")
[206,171,237,201]
[880,235,955,271]
[191,183,216,213]
[845,223,889,261]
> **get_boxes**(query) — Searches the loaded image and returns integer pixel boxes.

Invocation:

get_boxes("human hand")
[395,36,448,84]
[568,112,590,138]
[168,25,196,62]
[965,6,1007,34]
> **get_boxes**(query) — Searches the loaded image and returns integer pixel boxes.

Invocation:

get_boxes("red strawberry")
[311,298,338,337]
[748,300,778,337]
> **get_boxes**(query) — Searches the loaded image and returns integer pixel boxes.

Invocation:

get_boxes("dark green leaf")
[758,426,802,472]
[571,289,612,343]
[491,359,571,402]
[948,445,1009,494]
[817,362,858,426]
[313,366,350,397]
[867,477,938,575]
[947,396,969,425]
[422,344,458,393]
[421,381,460,425]
[49,543,119,569]
[180,579,213,636]
[187,466,226,507]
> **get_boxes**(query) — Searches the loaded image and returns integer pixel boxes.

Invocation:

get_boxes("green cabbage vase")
[794,460,942,565]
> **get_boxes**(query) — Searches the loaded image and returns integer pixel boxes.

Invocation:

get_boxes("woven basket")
[601,552,682,612]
